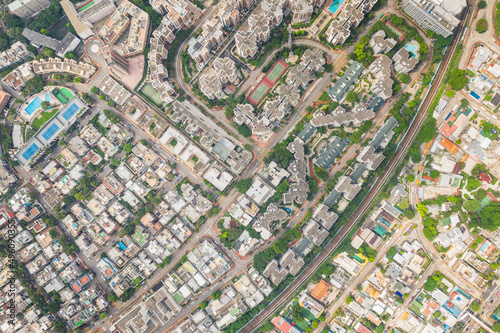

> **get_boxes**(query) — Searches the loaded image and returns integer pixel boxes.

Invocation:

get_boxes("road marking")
[257,148,270,164]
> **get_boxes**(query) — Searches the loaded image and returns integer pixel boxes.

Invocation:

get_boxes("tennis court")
[53,88,69,104]
[266,60,287,84]
[22,143,40,161]
[61,102,80,121]
[248,81,272,105]
[42,123,60,141]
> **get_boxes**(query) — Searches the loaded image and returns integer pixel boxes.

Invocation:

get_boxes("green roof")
[373,225,387,237]
[439,217,451,227]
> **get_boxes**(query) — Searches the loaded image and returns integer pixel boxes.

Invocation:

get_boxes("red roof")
[478,172,492,184]
[356,323,372,333]
[272,316,293,333]
[487,192,498,202]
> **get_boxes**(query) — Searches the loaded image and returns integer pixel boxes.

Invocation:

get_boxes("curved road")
[173,23,341,152]
[238,3,470,332]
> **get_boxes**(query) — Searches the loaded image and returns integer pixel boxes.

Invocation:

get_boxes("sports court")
[264,59,288,85]
[248,59,288,106]
[248,81,273,105]
[42,123,60,141]
[22,143,40,161]
[61,102,80,121]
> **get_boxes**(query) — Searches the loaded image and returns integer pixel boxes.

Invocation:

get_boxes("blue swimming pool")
[470,91,480,100]
[404,44,418,57]
[24,93,53,115]
[328,0,346,14]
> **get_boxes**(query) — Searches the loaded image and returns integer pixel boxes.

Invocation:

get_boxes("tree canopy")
[237,124,252,138]
[235,178,252,193]
[480,202,500,231]
[448,69,468,91]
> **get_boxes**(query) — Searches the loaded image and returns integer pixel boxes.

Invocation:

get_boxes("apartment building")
[99,45,129,77]
[198,57,240,100]
[393,47,419,74]
[8,0,51,18]
[146,18,177,104]
[234,0,287,58]
[22,29,81,57]
[401,0,464,38]
[151,0,193,29]
[61,0,116,39]
[0,42,31,71]
[369,30,397,55]
[291,0,325,23]
[188,16,225,64]
[368,55,393,100]
[32,58,97,79]
[99,0,150,57]
[325,0,378,45]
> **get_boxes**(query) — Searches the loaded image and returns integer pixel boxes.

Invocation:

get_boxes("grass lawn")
[396,197,409,210]
[140,84,163,108]
[32,108,58,130]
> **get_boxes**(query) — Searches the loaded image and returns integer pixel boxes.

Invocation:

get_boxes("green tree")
[23,76,44,96]
[291,303,304,322]
[40,101,50,109]
[74,77,82,83]
[235,178,252,193]
[387,246,397,258]
[200,300,208,309]
[237,124,252,137]
[407,174,415,182]
[91,86,99,94]
[63,196,73,205]
[346,295,353,304]
[49,228,58,239]
[464,199,481,212]
[259,321,275,332]
[470,301,481,312]
[424,277,437,292]
[478,0,486,8]
[461,98,469,108]
[211,290,221,300]
[481,202,500,231]
[476,18,488,33]
[430,170,440,179]
[107,292,120,302]
[449,69,468,91]
[100,312,107,319]
[346,91,359,105]
[399,74,411,84]
[314,166,329,182]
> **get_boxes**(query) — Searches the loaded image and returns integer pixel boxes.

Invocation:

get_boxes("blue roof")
[118,241,127,251]
[41,123,60,141]
[22,143,40,161]
[61,102,79,121]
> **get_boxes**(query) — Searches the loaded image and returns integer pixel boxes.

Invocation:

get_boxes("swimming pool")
[404,44,418,57]
[470,91,480,100]
[24,93,53,115]
[328,0,346,14]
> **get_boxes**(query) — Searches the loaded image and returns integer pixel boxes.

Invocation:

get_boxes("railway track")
[239,4,469,333]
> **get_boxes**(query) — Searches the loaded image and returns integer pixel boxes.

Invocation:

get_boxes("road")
[238,3,470,332]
